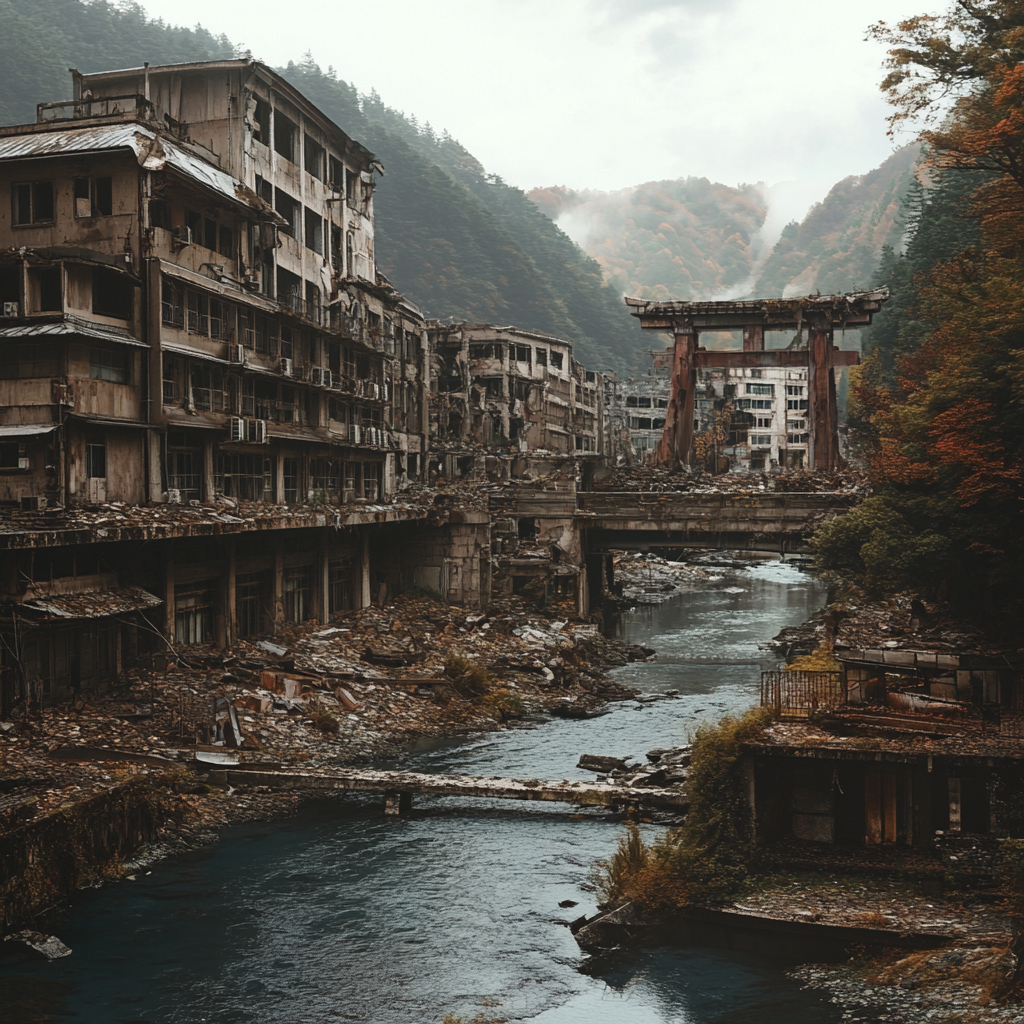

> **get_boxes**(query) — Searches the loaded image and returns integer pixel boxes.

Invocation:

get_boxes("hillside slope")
[529,179,767,302]
[751,147,919,298]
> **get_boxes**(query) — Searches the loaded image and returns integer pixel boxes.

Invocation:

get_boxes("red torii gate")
[625,290,889,470]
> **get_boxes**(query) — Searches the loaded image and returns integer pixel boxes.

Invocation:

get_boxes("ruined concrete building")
[0,61,619,711]
[428,324,604,476]
[602,370,670,462]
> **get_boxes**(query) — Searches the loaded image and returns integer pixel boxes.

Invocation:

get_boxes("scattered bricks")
[234,694,272,714]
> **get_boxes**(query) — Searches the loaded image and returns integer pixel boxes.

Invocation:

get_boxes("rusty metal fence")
[760,670,843,718]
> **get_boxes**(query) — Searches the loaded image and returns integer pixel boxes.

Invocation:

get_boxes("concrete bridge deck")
[208,765,689,815]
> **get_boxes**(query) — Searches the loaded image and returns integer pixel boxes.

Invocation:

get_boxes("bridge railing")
[761,670,844,718]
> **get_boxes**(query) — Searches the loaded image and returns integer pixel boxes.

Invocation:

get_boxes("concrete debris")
[4,930,72,959]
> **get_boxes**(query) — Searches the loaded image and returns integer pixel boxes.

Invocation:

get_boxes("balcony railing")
[37,95,155,123]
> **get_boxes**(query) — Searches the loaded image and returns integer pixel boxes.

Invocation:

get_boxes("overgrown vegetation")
[309,707,340,734]
[593,708,770,911]
[812,0,1024,631]
[441,654,492,701]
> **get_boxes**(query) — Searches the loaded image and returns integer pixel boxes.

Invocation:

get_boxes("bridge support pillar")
[384,791,412,816]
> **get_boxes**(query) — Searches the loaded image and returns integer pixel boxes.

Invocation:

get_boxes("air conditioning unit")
[280,357,294,377]
[310,368,332,388]
[229,416,246,442]
[2,302,19,318]
[228,344,245,364]
[172,226,193,249]
[248,419,268,443]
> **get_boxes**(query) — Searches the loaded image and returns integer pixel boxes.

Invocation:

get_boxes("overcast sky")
[137,0,929,223]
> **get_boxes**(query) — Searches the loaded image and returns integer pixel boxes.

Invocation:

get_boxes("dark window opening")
[303,134,325,180]
[283,458,299,503]
[253,99,271,145]
[274,188,299,238]
[0,442,27,470]
[277,267,302,313]
[217,225,235,259]
[150,198,170,229]
[0,266,20,308]
[13,181,54,225]
[284,567,312,623]
[175,583,215,645]
[550,351,563,370]
[274,111,298,162]
[161,277,184,327]
[304,207,323,255]
[95,176,113,216]
[236,571,267,637]
[92,268,133,319]
[33,266,62,312]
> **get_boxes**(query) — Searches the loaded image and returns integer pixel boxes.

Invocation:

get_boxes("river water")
[0,561,848,1024]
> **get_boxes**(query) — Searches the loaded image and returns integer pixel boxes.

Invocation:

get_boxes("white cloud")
[134,0,926,216]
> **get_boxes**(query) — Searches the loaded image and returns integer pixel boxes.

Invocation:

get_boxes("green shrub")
[594,708,771,910]
[309,708,339,734]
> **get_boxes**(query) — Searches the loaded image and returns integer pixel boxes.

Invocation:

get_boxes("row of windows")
[624,395,668,409]
[12,177,114,227]
[630,417,666,430]
[467,342,566,370]
[734,398,773,410]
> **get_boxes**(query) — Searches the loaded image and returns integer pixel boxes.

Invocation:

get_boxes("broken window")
[236,571,266,636]
[535,348,547,366]
[92,268,133,319]
[512,345,531,364]
[274,110,298,162]
[255,175,274,206]
[175,582,215,645]
[746,383,774,396]
[470,343,494,359]
[275,188,300,238]
[304,207,323,255]
[90,347,129,384]
[12,181,54,225]
[284,567,312,623]
[86,441,106,479]
[209,299,229,340]
[280,324,294,360]
[31,266,62,312]
[217,453,272,501]
[0,442,27,471]
[150,198,170,229]
[304,134,325,180]
[277,267,301,313]
[328,156,344,191]
[162,354,182,403]
[190,364,225,412]
[331,224,342,274]
[549,351,563,370]
[73,176,113,217]
[167,431,201,500]
[345,168,357,206]
[253,99,271,145]
[186,209,203,243]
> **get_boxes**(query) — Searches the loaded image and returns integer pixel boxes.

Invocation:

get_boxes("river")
[0,561,849,1024]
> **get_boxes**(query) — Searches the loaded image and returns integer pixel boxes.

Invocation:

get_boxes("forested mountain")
[752,146,919,298]
[529,148,919,305]
[0,2,644,371]
[528,179,767,302]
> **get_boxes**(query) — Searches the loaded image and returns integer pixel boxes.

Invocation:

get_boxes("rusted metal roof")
[0,316,147,347]
[0,124,274,218]
[21,584,162,620]
[0,424,57,438]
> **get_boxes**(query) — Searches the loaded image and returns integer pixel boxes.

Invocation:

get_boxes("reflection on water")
[0,560,860,1024]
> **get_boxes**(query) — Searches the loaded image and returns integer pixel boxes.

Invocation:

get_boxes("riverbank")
[0,593,652,933]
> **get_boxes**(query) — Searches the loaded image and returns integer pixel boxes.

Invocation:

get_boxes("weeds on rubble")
[594,708,771,911]
[442,655,492,700]
[787,637,841,672]
[309,708,340,734]
[482,687,524,720]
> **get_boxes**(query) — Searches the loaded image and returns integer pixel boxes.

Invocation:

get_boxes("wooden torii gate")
[625,290,889,469]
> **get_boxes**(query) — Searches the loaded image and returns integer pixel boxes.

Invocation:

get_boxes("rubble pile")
[594,464,868,495]
[612,553,713,604]
[0,594,649,843]
[792,943,1022,1023]
[578,744,691,789]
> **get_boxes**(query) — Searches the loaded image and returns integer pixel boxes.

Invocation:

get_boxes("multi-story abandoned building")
[694,364,811,472]
[428,324,604,473]
[602,371,670,462]
[0,59,494,710]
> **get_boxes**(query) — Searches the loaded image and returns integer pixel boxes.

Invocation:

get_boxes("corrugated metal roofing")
[22,584,162,620]
[0,316,147,346]
[0,124,259,212]
[0,424,57,438]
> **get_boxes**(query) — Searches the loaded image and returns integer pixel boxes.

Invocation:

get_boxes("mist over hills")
[0,1,918,371]
[530,145,918,307]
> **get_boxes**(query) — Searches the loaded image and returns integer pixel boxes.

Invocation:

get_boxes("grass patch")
[442,654,492,700]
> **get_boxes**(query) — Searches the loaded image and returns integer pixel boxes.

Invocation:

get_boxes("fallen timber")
[203,765,689,816]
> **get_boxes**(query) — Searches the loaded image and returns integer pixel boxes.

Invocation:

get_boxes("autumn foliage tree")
[816,2,1024,626]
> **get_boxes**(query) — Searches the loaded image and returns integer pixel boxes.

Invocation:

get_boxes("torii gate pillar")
[654,328,697,465]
